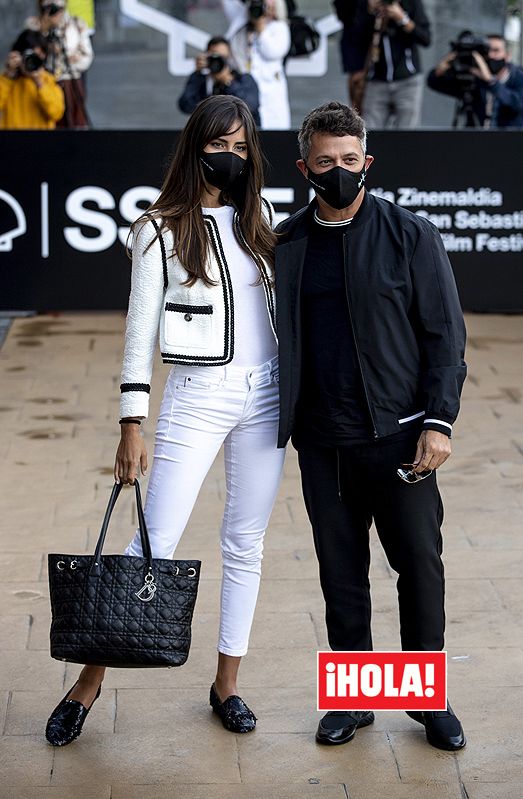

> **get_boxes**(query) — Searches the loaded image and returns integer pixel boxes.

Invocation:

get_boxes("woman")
[25,0,93,127]
[223,0,291,129]
[45,95,286,746]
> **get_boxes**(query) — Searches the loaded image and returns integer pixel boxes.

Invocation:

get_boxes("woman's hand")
[114,424,148,484]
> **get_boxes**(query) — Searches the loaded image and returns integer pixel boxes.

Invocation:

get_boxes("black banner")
[1,130,522,312]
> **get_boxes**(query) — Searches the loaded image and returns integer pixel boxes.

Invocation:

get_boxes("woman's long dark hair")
[132,95,276,287]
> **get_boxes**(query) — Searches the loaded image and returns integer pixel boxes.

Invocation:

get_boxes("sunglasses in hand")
[397,463,433,483]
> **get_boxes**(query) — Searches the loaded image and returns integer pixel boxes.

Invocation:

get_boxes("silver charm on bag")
[135,568,157,602]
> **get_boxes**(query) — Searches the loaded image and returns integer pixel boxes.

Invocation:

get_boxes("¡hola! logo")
[317,651,447,712]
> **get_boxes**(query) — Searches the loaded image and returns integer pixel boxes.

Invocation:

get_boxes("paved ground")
[1,311,523,798]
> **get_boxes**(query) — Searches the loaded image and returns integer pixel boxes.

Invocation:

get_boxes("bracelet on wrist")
[399,13,411,26]
[119,419,141,425]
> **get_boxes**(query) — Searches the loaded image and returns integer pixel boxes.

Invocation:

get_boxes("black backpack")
[287,14,320,58]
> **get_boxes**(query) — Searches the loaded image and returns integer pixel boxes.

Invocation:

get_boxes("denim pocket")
[173,374,223,394]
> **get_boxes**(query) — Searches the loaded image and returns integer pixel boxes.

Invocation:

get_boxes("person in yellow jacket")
[0,30,64,129]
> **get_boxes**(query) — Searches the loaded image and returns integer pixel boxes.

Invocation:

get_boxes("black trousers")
[297,426,445,652]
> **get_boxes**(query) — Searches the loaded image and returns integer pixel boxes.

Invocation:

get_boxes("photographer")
[223,0,291,129]
[335,0,430,128]
[0,29,64,129]
[178,36,260,125]
[428,33,523,128]
[337,0,431,128]
[25,0,93,128]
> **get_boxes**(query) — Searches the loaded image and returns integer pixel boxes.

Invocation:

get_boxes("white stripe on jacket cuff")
[424,419,452,431]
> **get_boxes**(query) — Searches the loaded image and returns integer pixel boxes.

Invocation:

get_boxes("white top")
[202,205,277,367]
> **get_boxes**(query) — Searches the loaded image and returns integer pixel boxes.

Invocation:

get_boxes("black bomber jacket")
[274,191,467,449]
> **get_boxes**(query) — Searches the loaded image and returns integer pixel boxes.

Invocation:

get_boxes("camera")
[449,31,489,74]
[22,48,45,72]
[207,54,227,75]
[248,0,266,20]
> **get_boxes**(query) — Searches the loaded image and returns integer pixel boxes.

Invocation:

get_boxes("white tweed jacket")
[119,203,276,420]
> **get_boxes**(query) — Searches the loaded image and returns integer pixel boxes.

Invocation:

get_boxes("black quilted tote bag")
[48,481,201,668]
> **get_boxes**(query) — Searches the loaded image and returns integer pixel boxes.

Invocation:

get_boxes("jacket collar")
[280,190,374,243]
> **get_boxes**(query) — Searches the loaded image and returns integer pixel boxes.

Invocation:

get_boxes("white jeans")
[125,356,285,657]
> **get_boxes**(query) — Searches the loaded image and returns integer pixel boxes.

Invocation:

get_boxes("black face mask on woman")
[200,151,246,191]
[306,164,366,211]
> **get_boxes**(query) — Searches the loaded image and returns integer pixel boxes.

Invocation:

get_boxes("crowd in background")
[1,0,522,130]
[0,0,92,129]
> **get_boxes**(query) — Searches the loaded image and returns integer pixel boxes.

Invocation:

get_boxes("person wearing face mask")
[274,101,467,751]
[178,36,260,125]
[45,95,285,747]
[428,34,523,128]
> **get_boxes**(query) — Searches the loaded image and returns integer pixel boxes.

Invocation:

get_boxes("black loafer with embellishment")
[209,683,257,733]
[45,682,101,747]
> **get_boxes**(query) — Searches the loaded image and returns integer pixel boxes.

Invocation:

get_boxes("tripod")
[451,75,481,128]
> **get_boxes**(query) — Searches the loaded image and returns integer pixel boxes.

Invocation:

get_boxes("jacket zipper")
[342,235,379,439]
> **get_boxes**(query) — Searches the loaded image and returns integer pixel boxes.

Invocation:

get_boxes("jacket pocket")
[164,303,213,350]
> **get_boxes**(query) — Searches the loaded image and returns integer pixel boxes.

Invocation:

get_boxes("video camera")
[449,31,489,76]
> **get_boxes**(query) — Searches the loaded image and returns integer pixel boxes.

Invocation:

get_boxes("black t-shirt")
[293,214,373,447]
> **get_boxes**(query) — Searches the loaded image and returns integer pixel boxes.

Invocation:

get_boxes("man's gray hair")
[298,101,367,161]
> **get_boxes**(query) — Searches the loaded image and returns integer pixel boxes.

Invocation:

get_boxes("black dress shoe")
[45,682,101,746]
[406,703,466,751]
[316,710,375,745]
[209,684,257,733]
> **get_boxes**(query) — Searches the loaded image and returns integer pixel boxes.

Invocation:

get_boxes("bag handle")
[90,481,153,575]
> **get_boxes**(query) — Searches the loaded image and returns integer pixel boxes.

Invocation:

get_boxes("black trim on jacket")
[120,383,151,393]
[158,212,275,366]
[274,192,467,449]
[149,216,168,290]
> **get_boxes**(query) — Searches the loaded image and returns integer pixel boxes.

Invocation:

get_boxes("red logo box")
[317,651,447,711]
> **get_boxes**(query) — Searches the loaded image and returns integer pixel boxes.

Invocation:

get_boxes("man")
[428,34,523,128]
[178,36,260,125]
[275,101,467,751]
[0,30,64,130]
[337,0,431,127]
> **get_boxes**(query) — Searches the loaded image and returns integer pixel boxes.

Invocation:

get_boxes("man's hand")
[196,52,208,72]
[4,50,21,78]
[471,50,493,83]
[412,430,451,473]
[30,67,45,89]
[381,1,407,24]
[434,51,456,77]
[213,65,234,86]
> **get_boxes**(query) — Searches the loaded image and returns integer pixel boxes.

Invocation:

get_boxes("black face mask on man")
[305,164,366,210]
[200,152,246,191]
[488,58,506,75]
